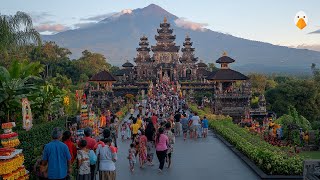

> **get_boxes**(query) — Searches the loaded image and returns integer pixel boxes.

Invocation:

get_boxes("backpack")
[89,150,97,165]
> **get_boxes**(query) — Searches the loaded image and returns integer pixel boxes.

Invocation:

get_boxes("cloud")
[29,12,54,23]
[80,9,133,22]
[309,29,320,34]
[174,18,208,32]
[296,44,320,52]
[35,24,70,33]
[74,22,97,28]
[80,13,117,22]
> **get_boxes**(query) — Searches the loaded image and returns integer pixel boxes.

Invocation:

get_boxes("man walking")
[42,127,72,180]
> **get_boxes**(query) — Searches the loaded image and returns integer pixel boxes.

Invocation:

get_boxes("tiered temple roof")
[134,35,151,62]
[206,52,248,81]
[180,35,198,63]
[90,70,116,82]
[151,17,180,53]
[197,60,208,68]
[122,60,134,68]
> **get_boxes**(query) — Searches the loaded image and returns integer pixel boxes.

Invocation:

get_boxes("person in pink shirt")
[155,127,168,173]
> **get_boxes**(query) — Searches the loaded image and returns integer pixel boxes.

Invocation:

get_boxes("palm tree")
[0,60,44,122]
[0,11,41,56]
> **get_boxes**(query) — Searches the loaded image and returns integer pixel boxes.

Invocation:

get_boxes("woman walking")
[155,127,168,173]
[139,130,148,168]
[145,120,156,165]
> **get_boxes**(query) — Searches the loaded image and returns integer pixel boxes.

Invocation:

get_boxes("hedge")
[210,119,303,175]
[17,104,130,171]
[17,118,66,171]
[189,104,303,175]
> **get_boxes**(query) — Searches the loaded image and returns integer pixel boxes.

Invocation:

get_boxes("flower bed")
[210,119,303,175]
[189,104,303,175]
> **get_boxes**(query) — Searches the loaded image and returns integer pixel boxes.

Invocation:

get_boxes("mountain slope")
[42,4,320,74]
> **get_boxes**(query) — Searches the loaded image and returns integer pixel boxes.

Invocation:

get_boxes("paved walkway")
[113,111,259,180]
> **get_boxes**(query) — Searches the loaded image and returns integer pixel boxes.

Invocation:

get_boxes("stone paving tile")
[114,129,259,180]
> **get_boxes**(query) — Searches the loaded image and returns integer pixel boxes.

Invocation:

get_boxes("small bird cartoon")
[294,11,308,30]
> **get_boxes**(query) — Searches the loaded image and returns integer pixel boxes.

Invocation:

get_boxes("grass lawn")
[300,151,320,159]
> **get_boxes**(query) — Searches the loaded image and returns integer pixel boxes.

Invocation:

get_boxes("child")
[121,123,126,141]
[139,130,148,168]
[77,140,91,180]
[134,131,140,157]
[202,116,209,138]
[128,143,136,172]
[126,118,132,140]
[33,146,47,180]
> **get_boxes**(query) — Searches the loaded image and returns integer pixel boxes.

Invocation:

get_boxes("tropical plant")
[0,60,44,122]
[275,106,312,144]
[30,84,64,123]
[0,12,41,60]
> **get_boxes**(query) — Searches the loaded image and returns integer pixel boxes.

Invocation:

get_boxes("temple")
[206,52,251,121]
[117,17,206,82]
[110,17,252,120]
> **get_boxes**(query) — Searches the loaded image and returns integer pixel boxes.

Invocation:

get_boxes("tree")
[208,63,218,72]
[266,78,320,122]
[50,73,72,90]
[0,60,44,122]
[110,66,120,75]
[248,73,268,94]
[29,41,72,78]
[275,106,312,144]
[30,84,64,122]
[74,50,112,77]
[0,12,41,63]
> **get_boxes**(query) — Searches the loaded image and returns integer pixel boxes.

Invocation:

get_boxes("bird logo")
[294,11,308,30]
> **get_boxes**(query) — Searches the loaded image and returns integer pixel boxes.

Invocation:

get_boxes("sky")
[1,0,320,47]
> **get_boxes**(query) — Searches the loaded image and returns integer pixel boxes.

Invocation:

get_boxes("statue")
[163,71,170,83]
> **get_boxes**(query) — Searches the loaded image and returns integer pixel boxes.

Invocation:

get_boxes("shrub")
[210,119,303,175]
[17,118,66,171]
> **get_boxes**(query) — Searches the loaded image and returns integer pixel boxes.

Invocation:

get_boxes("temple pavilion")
[89,70,116,91]
[206,52,251,121]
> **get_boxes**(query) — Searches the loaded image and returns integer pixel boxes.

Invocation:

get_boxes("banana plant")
[0,60,43,122]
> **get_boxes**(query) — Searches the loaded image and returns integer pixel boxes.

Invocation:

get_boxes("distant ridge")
[42,4,320,74]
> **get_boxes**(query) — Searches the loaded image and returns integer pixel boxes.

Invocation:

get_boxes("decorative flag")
[22,98,33,131]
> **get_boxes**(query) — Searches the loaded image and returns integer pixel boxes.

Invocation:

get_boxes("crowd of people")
[35,82,210,180]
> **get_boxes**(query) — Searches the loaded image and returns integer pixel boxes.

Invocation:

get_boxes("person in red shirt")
[62,130,77,164]
[83,127,97,150]
[151,113,158,127]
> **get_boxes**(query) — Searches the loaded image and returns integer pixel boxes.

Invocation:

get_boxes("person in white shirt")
[130,107,134,116]
[190,112,200,139]
[96,138,117,180]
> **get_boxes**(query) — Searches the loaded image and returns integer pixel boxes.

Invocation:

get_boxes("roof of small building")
[89,70,116,82]
[114,68,134,76]
[197,61,208,68]
[206,69,248,81]
[197,69,211,76]
[216,52,235,64]
[122,61,134,68]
